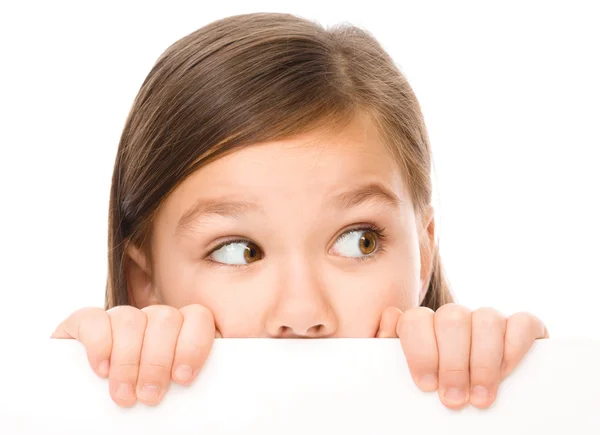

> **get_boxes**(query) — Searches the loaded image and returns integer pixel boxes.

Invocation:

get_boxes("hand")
[376,303,549,409]
[51,304,215,407]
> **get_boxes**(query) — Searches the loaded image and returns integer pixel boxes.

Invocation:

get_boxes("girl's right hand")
[51,304,215,407]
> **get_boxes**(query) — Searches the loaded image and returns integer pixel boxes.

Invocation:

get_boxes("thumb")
[376,306,403,338]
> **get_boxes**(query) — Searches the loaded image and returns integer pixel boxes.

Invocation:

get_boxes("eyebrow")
[331,182,402,210]
[176,199,262,234]
[176,182,401,234]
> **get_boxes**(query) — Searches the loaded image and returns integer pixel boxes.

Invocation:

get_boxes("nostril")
[276,324,326,337]
[277,325,292,336]
[307,324,325,336]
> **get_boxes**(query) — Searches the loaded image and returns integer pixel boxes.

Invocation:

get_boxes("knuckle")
[180,304,214,323]
[404,306,435,320]
[146,362,172,373]
[470,364,497,380]
[143,305,183,328]
[400,307,434,331]
[439,367,468,380]
[473,306,503,320]
[110,362,141,381]
[109,305,147,329]
[472,307,505,330]
[139,362,172,379]
[114,361,141,371]
[435,303,471,328]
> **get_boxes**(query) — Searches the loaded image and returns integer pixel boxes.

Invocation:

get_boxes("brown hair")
[105,12,455,310]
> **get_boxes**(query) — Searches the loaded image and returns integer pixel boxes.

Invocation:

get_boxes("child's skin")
[52,114,548,410]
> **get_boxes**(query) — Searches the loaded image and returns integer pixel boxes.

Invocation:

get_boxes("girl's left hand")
[376,303,549,410]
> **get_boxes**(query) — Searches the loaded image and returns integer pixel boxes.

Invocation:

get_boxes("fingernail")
[97,360,109,377]
[443,388,467,405]
[137,383,161,402]
[471,385,490,401]
[115,383,134,400]
[174,365,193,383]
[419,374,438,390]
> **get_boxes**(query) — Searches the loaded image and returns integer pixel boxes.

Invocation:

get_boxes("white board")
[2,339,599,434]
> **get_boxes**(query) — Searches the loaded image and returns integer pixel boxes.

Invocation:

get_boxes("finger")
[136,305,183,405]
[376,307,402,338]
[435,303,472,409]
[469,307,506,409]
[51,307,112,378]
[501,312,548,380]
[396,307,438,392]
[107,306,147,408]
[172,304,216,385]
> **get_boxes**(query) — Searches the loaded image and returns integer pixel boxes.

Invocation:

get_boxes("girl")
[51,12,548,411]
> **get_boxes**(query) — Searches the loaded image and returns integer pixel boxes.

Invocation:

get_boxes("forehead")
[161,116,409,218]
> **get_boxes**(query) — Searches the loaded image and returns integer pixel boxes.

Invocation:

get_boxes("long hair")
[105,12,454,310]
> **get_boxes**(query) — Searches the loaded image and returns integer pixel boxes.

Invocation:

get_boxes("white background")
[1,1,598,343]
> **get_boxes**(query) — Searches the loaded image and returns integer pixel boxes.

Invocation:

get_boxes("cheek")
[327,257,420,335]
[206,283,272,337]
[156,263,272,337]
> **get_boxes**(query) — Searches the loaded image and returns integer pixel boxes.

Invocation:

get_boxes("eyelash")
[204,222,388,268]
[339,223,387,263]
[204,237,256,269]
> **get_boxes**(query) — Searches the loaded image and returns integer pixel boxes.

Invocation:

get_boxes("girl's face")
[128,115,435,338]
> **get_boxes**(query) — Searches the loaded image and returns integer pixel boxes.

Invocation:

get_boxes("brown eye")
[332,229,380,258]
[209,240,264,265]
[243,242,263,263]
[359,231,377,255]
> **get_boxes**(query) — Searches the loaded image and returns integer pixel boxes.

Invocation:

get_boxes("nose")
[265,264,338,338]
